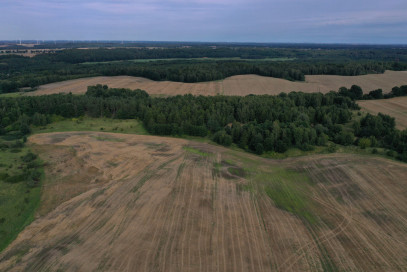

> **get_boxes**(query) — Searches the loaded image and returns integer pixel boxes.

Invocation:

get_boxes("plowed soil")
[1,132,407,271]
[29,70,407,96]
[358,96,407,129]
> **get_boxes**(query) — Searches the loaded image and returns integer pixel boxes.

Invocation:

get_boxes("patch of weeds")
[90,188,107,201]
[212,162,221,178]
[131,171,154,193]
[92,217,110,232]
[183,146,212,157]
[107,161,119,167]
[362,210,391,224]
[92,136,124,142]
[157,156,179,170]
[228,167,246,178]
[307,228,339,272]
[97,253,112,271]
[236,183,252,193]
[260,168,319,226]
[221,159,235,166]
[176,162,185,180]
[145,142,165,148]
[328,183,362,202]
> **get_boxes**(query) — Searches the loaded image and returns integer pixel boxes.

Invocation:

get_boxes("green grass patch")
[92,136,125,142]
[227,167,246,178]
[257,167,318,226]
[0,147,43,252]
[336,145,400,161]
[262,146,327,159]
[32,116,148,135]
[236,183,253,193]
[183,146,212,157]
[0,92,25,98]
[212,162,221,178]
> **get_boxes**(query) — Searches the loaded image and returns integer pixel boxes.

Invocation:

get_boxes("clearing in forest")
[28,70,407,96]
[1,132,407,271]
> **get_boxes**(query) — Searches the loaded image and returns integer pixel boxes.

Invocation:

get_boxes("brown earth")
[1,132,407,271]
[358,97,407,130]
[29,70,407,97]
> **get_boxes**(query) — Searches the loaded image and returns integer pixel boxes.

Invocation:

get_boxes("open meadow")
[1,132,406,271]
[28,70,407,97]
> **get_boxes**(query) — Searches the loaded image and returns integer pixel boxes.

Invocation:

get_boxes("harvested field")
[31,76,223,96]
[29,70,407,97]
[358,97,407,129]
[1,132,407,271]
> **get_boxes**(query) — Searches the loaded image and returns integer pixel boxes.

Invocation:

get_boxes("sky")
[1,0,407,44]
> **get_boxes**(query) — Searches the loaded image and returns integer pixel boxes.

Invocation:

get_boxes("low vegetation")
[32,116,148,135]
[0,139,42,252]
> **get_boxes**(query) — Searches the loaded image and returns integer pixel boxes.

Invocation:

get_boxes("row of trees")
[1,85,406,160]
[337,84,407,100]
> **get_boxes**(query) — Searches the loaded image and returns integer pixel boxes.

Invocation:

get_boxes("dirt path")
[1,133,406,271]
[29,70,407,97]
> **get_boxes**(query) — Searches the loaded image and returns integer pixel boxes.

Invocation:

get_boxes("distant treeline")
[337,84,407,100]
[36,47,407,63]
[1,84,406,161]
[1,46,407,93]
[2,41,407,50]
[0,58,398,93]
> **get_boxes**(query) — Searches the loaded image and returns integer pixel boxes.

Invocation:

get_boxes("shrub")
[0,172,10,180]
[213,131,232,147]
[327,143,337,153]
[358,138,371,149]
[21,152,37,163]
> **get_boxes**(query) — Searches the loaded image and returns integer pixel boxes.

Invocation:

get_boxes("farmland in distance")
[27,70,407,97]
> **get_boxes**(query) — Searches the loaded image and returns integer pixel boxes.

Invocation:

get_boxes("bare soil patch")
[358,96,407,129]
[29,70,407,97]
[1,132,406,271]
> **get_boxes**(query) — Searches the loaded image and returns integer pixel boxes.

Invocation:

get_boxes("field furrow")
[1,133,407,271]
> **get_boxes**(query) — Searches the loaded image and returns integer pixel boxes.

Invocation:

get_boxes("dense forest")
[1,85,406,161]
[1,45,407,93]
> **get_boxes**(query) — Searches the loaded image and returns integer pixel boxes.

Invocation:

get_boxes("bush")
[358,138,371,149]
[21,152,37,163]
[213,131,232,147]
[371,148,378,154]
[335,131,354,146]
[327,143,337,153]
[255,143,264,155]
[5,173,27,183]
[11,141,24,148]
[299,144,314,151]
[0,171,10,180]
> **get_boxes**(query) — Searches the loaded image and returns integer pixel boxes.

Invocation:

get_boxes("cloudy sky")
[1,0,406,43]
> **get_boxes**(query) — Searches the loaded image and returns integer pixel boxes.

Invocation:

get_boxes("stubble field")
[1,132,406,271]
[28,70,407,97]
